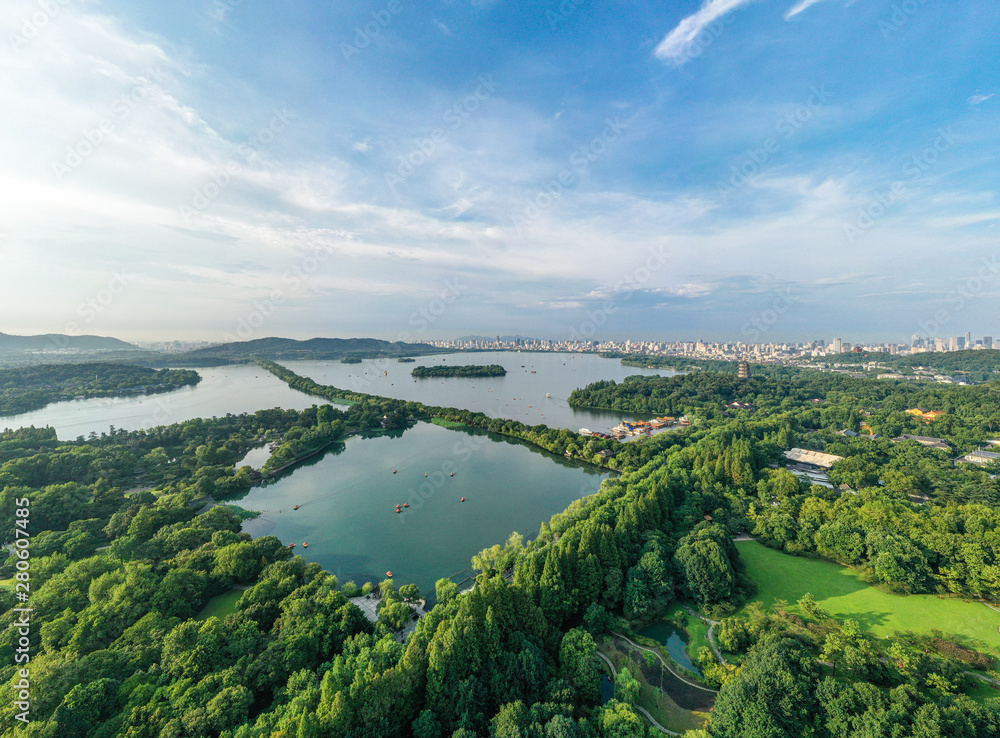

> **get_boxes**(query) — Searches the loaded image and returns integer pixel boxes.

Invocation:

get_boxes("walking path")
[612,633,718,694]
[683,606,727,665]
[593,651,680,736]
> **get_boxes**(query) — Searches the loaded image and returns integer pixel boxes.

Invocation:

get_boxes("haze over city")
[3,0,998,342]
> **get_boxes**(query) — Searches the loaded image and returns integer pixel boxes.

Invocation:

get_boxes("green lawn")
[661,603,711,664]
[194,588,244,621]
[736,541,1000,659]
[0,577,12,590]
[430,417,468,430]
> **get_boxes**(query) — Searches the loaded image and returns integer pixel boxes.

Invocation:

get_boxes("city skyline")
[3,0,998,342]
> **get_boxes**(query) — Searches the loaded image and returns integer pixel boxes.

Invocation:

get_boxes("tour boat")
[461,497,466,502]
[302,542,308,548]
[403,503,409,508]
[386,571,393,577]
[450,472,455,476]
[293,505,300,510]
[289,543,295,548]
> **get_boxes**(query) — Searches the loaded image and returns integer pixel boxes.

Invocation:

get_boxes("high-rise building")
[949,336,959,351]
[985,336,994,350]
[832,337,843,353]
[965,331,972,349]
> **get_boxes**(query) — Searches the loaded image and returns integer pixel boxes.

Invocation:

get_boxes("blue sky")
[2,0,998,344]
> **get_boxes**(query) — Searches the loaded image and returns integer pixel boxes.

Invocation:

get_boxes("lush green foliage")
[412,364,507,378]
[0,364,200,415]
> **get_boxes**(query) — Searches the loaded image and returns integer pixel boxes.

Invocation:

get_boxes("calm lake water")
[286,351,676,433]
[1,352,676,439]
[2,352,673,592]
[234,421,609,592]
[0,364,324,440]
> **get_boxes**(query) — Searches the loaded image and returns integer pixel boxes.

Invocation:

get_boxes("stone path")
[683,606,727,665]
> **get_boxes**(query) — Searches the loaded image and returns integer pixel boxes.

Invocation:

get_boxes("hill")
[0,332,138,352]
[174,336,444,362]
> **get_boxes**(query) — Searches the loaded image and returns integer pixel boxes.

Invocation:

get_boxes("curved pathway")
[682,606,727,665]
[612,633,719,694]
[593,651,680,737]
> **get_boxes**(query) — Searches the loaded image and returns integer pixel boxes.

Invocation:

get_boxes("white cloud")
[654,0,754,63]
[784,0,829,19]
[969,93,995,106]
[352,138,372,152]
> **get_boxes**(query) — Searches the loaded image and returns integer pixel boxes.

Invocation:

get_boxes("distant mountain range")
[0,332,139,351]
[174,336,443,362]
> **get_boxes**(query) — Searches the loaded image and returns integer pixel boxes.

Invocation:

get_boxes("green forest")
[412,365,507,379]
[0,361,998,737]
[0,364,201,417]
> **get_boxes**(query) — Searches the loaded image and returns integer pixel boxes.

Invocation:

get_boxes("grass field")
[194,588,244,621]
[661,603,711,664]
[0,577,12,590]
[736,541,1000,660]
[430,417,469,430]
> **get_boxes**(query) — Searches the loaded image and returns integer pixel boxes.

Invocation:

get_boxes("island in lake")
[411,363,507,378]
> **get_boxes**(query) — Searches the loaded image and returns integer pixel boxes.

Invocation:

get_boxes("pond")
[230,420,611,593]
[635,621,702,676]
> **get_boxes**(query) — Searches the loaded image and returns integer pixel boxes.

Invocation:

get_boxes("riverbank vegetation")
[0,363,200,416]
[412,364,507,378]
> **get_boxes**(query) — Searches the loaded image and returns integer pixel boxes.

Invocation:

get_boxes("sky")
[2,0,998,345]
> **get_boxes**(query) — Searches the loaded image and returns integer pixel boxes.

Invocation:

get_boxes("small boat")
[403,503,409,508]
[386,571,393,577]
[425,473,428,476]
[450,472,455,476]
[461,497,466,502]
[289,543,295,548]
[302,542,308,548]
[393,470,397,474]
[293,505,300,510]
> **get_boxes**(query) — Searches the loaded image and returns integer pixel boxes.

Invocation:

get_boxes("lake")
[0,352,676,439]
[233,421,609,592]
[0,364,327,440]
[286,351,677,433]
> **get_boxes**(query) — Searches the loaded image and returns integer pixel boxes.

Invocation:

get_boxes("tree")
[710,636,819,738]
[613,667,641,705]
[436,577,459,607]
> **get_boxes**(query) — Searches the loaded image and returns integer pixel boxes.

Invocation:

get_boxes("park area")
[736,540,1000,661]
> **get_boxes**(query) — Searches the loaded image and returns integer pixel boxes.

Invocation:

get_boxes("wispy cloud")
[785,0,829,19]
[654,0,754,63]
[969,93,995,106]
